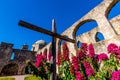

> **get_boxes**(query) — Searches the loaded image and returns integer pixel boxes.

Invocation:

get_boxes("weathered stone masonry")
[34,0,120,59]
[0,42,36,76]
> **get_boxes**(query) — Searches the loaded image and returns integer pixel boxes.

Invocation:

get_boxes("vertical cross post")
[18,20,75,80]
[51,19,57,80]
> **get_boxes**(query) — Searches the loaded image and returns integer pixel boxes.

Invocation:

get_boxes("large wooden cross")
[18,19,75,80]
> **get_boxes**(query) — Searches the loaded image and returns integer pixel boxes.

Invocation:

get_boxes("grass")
[24,76,42,80]
[0,77,15,80]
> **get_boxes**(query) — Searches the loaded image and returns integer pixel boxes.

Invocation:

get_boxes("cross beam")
[18,20,75,43]
[18,20,75,80]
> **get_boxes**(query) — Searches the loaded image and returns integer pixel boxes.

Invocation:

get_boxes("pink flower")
[107,43,118,54]
[93,54,99,63]
[84,61,95,77]
[80,43,88,53]
[77,50,86,60]
[116,55,120,59]
[56,52,62,66]
[75,71,84,80]
[110,70,120,80]
[116,46,120,55]
[70,65,75,74]
[98,53,109,61]
[88,44,95,58]
[35,54,44,68]
[43,50,47,60]
[72,56,80,71]
[113,46,120,58]
[62,42,69,61]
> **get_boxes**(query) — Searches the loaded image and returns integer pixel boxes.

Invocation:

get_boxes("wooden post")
[18,20,75,80]
[51,19,57,80]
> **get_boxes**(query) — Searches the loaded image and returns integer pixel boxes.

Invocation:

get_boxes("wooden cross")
[18,19,75,80]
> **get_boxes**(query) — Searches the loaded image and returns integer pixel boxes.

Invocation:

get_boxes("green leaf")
[89,76,96,80]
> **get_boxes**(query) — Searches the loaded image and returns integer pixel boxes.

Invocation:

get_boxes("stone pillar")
[96,16,117,39]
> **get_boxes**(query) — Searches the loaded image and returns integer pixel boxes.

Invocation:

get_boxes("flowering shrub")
[110,70,120,80]
[88,44,95,58]
[57,43,120,80]
[28,42,120,80]
[98,53,109,61]
[84,60,95,78]
[28,51,51,80]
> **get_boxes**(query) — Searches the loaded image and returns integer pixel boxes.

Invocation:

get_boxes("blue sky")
[0,0,120,50]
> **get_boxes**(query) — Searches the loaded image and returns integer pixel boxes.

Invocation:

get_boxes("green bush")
[0,77,15,80]
[24,76,42,80]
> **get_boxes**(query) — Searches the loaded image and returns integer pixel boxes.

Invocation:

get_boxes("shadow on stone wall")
[0,42,36,76]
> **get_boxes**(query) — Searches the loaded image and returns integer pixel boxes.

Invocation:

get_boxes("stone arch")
[0,63,19,76]
[25,66,29,74]
[73,19,97,39]
[62,19,98,55]
[72,19,98,49]
[59,35,69,53]
[43,48,47,59]
[20,65,29,75]
[56,39,62,54]
[77,41,82,48]
[76,20,98,37]
[105,0,119,18]
[95,32,105,42]
[43,48,47,53]
[48,44,52,55]
[56,39,63,60]
[10,52,15,60]
[108,1,120,19]
[40,52,42,54]
[15,63,25,75]
[56,35,70,59]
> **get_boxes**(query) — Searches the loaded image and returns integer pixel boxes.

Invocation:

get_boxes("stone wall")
[33,0,120,59]
[0,42,36,76]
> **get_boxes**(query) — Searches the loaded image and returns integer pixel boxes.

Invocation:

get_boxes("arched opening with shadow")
[0,63,19,76]
[43,48,47,59]
[60,36,69,45]
[77,41,82,48]
[21,65,31,74]
[72,20,98,52]
[75,21,98,37]
[95,32,105,42]
[56,36,69,61]
[49,44,52,52]
[57,39,62,54]
[106,1,120,20]
[58,39,65,55]
[25,66,29,74]
[20,65,29,75]
[56,39,63,64]
[10,52,15,60]
[40,52,42,54]
[58,36,69,51]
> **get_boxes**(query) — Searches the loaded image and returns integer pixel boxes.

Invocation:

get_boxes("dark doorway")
[0,63,18,76]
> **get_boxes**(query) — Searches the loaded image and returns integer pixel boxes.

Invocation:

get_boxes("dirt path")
[12,75,31,80]
[0,75,31,80]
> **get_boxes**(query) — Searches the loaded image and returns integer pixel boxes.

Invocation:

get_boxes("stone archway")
[0,63,19,76]
[95,32,105,42]
[72,19,98,50]
[20,65,29,75]
[105,0,119,19]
